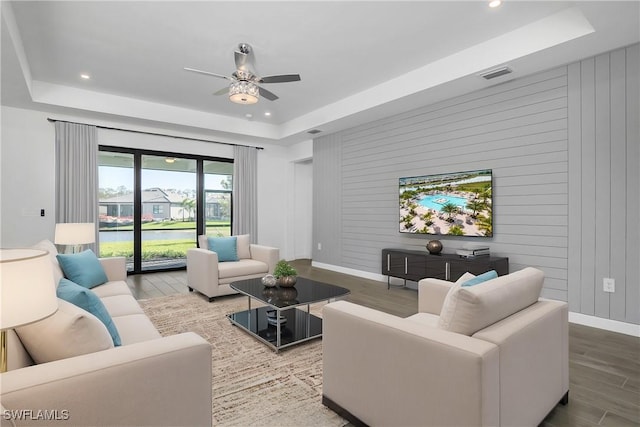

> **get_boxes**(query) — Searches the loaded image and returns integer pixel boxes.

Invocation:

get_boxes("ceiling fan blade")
[259,74,301,84]
[258,86,279,101]
[213,86,229,96]
[184,67,232,80]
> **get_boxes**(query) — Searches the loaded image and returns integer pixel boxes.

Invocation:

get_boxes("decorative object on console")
[273,260,298,287]
[261,274,277,287]
[426,240,443,255]
[0,249,58,372]
[456,244,490,258]
[54,222,95,253]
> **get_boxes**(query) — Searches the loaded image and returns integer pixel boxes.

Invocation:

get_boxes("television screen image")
[399,169,493,237]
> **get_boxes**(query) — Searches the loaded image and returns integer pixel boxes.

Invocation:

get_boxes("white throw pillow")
[437,272,476,330]
[31,239,64,287]
[439,267,544,336]
[15,299,114,364]
[236,234,251,259]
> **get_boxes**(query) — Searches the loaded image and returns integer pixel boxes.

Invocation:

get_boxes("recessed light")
[264,112,271,117]
[245,113,253,119]
[80,73,91,80]
[489,0,502,8]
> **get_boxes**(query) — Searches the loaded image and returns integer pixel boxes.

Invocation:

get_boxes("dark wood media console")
[382,248,509,288]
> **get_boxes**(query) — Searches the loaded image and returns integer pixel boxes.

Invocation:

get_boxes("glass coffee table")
[227,277,350,352]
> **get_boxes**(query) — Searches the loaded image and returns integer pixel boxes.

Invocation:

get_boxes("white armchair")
[322,268,569,426]
[187,235,279,302]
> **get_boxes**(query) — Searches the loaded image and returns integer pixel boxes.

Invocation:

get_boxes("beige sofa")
[322,267,569,427]
[0,240,212,427]
[186,235,279,302]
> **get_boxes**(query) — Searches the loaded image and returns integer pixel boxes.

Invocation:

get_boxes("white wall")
[0,107,57,246]
[0,105,313,259]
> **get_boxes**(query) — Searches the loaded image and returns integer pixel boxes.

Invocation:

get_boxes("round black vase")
[426,240,443,255]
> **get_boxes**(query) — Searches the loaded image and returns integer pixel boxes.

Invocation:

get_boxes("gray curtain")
[55,122,99,250]
[232,145,258,241]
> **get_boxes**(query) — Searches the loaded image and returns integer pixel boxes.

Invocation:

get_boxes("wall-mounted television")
[399,169,493,237]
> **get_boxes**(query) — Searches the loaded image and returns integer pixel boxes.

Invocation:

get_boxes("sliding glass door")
[98,147,232,273]
[140,155,197,270]
[98,151,135,269]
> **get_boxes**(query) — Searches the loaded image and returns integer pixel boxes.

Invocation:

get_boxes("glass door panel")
[203,160,233,238]
[141,155,197,271]
[98,152,135,271]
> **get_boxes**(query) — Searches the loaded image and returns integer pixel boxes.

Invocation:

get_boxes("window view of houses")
[98,150,232,271]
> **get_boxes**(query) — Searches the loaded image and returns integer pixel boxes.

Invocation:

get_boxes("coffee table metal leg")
[276,309,281,349]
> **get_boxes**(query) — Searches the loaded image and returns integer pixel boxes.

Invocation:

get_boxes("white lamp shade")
[54,223,95,245]
[1,249,58,330]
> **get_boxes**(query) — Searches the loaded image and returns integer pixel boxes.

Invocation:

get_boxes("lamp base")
[1,329,7,373]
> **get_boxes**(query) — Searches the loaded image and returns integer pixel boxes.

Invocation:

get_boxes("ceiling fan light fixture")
[229,81,259,105]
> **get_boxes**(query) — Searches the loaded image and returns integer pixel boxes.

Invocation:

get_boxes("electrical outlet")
[317,243,322,251]
[603,278,615,293]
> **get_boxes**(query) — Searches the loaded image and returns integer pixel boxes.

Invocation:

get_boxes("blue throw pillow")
[207,236,238,262]
[461,270,498,287]
[57,278,121,346]
[56,249,108,289]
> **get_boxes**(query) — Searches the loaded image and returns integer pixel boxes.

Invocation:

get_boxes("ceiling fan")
[184,43,301,105]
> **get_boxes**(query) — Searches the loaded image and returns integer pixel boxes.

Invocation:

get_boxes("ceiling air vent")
[480,67,512,80]
[307,129,322,135]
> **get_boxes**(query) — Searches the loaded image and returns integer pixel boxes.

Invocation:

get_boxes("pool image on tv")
[399,169,493,237]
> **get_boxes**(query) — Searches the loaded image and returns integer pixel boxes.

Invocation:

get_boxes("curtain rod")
[47,118,264,150]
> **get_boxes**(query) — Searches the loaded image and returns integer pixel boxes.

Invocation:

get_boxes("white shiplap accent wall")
[316,66,570,299]
[313,44,639,324]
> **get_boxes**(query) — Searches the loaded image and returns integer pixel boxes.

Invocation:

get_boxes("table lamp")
[54,222,95,253]
[0,248,58,372]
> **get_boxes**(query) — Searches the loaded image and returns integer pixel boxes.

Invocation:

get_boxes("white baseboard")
[568,312,640,337]
[311,261,640,338]
[311,261,387,282]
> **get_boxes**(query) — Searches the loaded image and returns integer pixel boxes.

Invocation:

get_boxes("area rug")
[138,293,346,427]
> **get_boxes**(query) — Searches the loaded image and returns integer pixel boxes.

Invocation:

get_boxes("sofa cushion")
[207,236,238,262]
[404,312,440,328]
[236,234,251,259]
[218,259,269,279]
[57,278,121,346]
[31,239,64,286]
[100,294,145,318]
[112,314,162,345]
[57,249,108,288]
[439,267,544,336]
[91,281,133,298]
[437,272,476,329]
[15,299,114,364]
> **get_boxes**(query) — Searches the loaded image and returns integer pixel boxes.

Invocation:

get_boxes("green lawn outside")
[99,228,231,259]
[100,239,195,259]
[99,220,229,232]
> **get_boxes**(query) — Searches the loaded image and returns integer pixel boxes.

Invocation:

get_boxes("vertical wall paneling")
[594,53,612,318]
[567,45,640,325]
[579,57,596,315]
[609,49,627,321]
[625,45,640,324]
[567,62,582,313]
